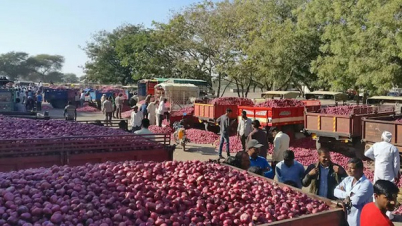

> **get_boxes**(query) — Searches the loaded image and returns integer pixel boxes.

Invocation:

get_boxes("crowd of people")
[14,82,43,112]
[219,108,400,226]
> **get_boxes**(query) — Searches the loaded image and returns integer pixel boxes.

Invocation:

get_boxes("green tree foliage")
[82,25,141,85]
[299,0,402,95]
[62,73,79,83]
[0,52,31,80]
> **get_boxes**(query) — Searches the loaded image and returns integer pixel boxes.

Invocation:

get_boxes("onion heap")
[185,129,219,144]
[214,136,243,153]
[170,107,194,117]
[255,99,304,108]
[319,105,374,115]
[76,104,99,113]
[209,97,254,106]
[148,126,173,135]
[0,116,128,140]
[0,160,330,225]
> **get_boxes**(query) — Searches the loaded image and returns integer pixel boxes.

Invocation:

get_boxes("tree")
[298,0,402,95]
[63,73,79,83]
[82,25,142,85]
[26,54,65,82]
[0,52,31,80]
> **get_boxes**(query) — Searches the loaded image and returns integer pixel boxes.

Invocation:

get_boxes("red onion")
[209,97,254,106]
[255,99,304,107]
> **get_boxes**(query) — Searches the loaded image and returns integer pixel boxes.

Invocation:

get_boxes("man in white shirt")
[134,118,155,141]
[147,100,158,125]
[130,106,143,133]
[237,111,252,151]
[156,98,167,127]
[80,92,86,107]
[115,94,124,119]
[364,131,400,220]
[102,97,113,126]
[334,158,374,226]
[269,127,290,173]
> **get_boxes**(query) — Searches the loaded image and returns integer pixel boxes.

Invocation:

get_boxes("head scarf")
[381,131,392,143]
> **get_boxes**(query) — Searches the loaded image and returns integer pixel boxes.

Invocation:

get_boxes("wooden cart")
[223,164,345,226]
[0,133,173,172]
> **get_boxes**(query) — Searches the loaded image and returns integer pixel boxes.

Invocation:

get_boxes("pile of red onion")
[41,105,53,111]
[255,99,304,108]
[148,126,173,134]
[121,110,133,119]
[0,116,128,140]
[319,105,375,115]
[0,160,330,225]
[76,104,99,113]
[98,86,127,99]
[170,107,194,117]
[185,129,219,144]
[209,97,254,106]
[214,136,243,153]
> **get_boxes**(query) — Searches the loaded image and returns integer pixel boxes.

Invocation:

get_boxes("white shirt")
[157,102,167,115]
[237,118,252,136]
[334,175,374,226]
[134,128,155,140]
[80,93,85,100]
[272,131,290,162]
[130,111,143,127]
[365,141,400,183]
[147,102,157,116]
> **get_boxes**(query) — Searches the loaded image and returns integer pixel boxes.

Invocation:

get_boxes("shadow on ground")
[183,144,218,156]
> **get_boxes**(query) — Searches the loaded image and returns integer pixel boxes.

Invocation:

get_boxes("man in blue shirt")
[275,150,305,188]
[247,139,274,179]
[334,158,374,226]
[36,92,43,111]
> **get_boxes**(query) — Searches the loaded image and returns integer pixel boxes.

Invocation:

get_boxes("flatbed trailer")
[224,164,345,226]
[304,106,395,158]
[0,133,173,172]
[362,114,402,153]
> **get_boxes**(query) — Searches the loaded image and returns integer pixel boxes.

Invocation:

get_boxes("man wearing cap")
[364,131,400,220]
[269,127,290,174]
[237,111,252,151]
[247,139,274,179]
[275,150,305,188]
[248,120,269,159]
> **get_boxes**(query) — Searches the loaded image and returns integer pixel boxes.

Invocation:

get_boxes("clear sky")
[0,0,207,77]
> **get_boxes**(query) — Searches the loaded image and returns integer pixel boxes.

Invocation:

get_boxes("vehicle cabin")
[165,78,212,96]
[305,91,348,102]
[260,91,300,99]
[367,96,402,113]
[154,83,199,108]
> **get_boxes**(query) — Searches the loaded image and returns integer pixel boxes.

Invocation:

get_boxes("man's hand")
[333,165,344,174]
[308,168,318,176]
[339,186,345,191]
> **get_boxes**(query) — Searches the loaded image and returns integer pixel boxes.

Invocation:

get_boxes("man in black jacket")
[302,148,348,200]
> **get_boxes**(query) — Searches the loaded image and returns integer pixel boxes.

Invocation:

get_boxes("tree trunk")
[235,80,241,97]
[216,73,222,97]
[220,80,232,97]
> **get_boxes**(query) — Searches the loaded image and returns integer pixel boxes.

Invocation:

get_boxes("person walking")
[130,106,143,133]
[217,108,233,159]
[360,180,399,226]
[237,111,252,151]
[364,131,400,220]
[74,92,80,108]
[302,148,347,200]
[270,127,290,174]
[156,98,167,127]
[102,97,113,127]
[147,99,158,125]
[248,120,269,159]
[334,158,374,226]
[275,150,305,188]
[115,93,124,119]
[141,95,151,119]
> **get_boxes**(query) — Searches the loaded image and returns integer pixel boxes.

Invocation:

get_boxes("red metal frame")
[238,106,305,127]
